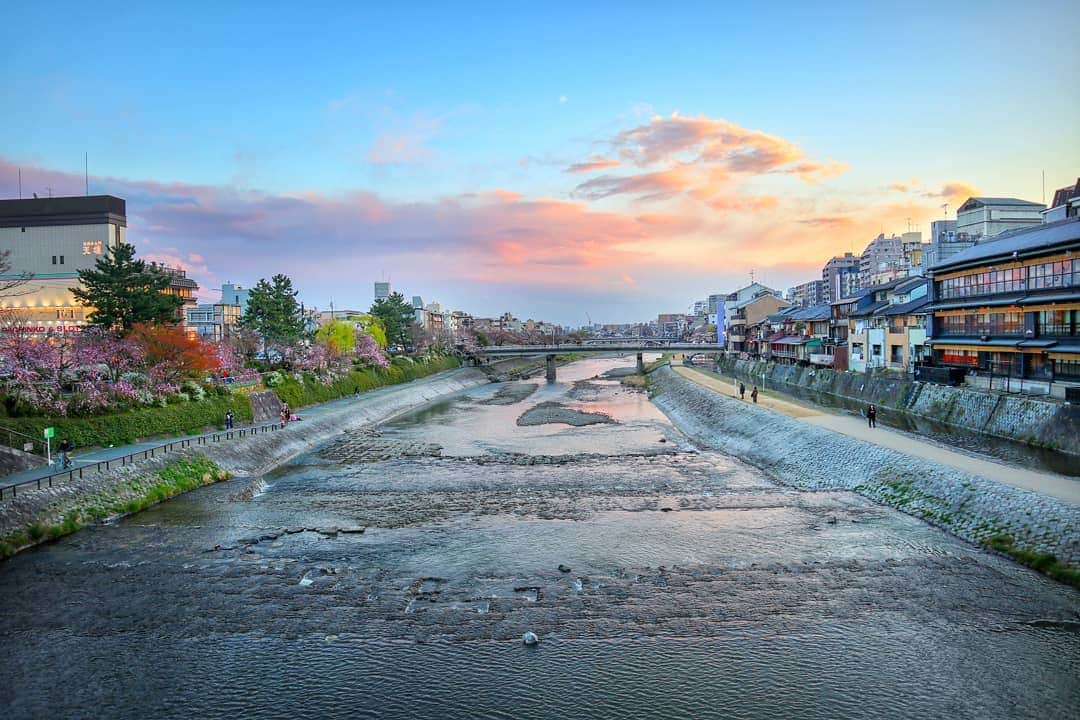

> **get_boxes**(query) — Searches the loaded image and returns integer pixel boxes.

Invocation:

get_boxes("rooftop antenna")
[44,187,54,198]
[942,202,948,219]
[749,268,756,284]
[85,152,89,196]
[1042,170,1045,205]
[17,168,21,199]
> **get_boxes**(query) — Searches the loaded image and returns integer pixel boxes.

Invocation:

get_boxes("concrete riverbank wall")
[716,357,1080,457]
[0,368,490,556]
[650,365,1079,575]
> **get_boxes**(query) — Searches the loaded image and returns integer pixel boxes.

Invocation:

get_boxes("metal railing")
[0,421,284,501]
[0,423,47,456]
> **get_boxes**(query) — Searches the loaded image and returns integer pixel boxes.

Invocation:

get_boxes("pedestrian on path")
[280,406,287,429]
[751,386,759,404]
[739,382,746,400]
[867,404,877,428]
[58,438,73,469]
[225,409,235,429]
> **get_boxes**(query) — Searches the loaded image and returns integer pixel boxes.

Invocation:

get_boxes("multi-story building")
[847,277,929,373]
[0,195,127,334]
[657,313,684,338]
[922,219,971,270]
[185,302,242,341]
[858,233,913,288]
[926,217,1079,388]
[0,195,198,334]
[725,293,790,354]
[787,279,825,308]
[1042,179,1080,223]
[955,197,1045,242]
[821,252,860,304]
[374,281,390,301]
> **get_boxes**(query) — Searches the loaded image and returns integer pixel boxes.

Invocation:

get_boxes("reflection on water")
[1,357,1077,720]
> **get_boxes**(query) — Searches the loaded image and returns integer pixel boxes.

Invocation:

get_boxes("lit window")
[83,241,103,255]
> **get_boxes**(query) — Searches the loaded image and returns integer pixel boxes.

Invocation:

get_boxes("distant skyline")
[2,1,1078,324]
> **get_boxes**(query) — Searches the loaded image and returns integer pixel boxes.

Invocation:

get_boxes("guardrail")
[0,421,284,501]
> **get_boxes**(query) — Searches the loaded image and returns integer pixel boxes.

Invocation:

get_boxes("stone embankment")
[718,357,1080,456]
[0,368,490,557]
[650,365,1080,579]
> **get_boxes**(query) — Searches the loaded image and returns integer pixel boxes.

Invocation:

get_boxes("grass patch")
[985,533,1080,589]
[0,455,230,561]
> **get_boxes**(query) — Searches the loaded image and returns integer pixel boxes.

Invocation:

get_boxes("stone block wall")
[718,357,1080,456]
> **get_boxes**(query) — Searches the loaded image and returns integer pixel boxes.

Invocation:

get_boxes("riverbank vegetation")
[0,456,229,559]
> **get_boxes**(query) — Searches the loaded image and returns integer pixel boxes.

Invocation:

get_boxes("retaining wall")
[650,365,1079,570]
[718,357,1080,456]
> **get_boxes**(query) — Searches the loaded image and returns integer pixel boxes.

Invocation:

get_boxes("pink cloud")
[565,156,621,174]
[923,181,981,204]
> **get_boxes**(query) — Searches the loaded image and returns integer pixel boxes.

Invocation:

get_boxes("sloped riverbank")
[0,368,490,558]
[650,365,1080,586]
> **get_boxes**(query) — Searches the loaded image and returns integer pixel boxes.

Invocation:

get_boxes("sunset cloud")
[565,156,621,174]
[923,181,981,204]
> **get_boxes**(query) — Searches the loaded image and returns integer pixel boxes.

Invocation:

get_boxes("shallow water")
[1,357,1077,719]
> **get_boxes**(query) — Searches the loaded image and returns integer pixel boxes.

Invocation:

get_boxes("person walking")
[58,438,73,469]
[751,386,759,404]
[224,409,235,430]
[280,406,287,429]
[739,382,746,400]
[867,404,877,428]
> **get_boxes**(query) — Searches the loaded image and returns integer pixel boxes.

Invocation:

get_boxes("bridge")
[471,342,721,381]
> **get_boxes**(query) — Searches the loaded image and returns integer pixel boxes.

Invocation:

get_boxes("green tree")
[239,274,305,357]
[315,319,356,356]
[356,314,388,349]
[71,242,184,332]
[369,292,416,346]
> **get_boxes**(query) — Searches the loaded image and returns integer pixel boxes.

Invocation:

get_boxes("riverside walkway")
[674,365,1080,505]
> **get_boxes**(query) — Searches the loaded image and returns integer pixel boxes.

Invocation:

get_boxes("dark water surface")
[2,358,1078,719]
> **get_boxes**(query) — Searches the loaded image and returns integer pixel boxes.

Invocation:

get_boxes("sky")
[1,1,1078,325]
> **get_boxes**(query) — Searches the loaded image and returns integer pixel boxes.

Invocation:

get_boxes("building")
[153,263,199,318]
[922,219,971,270]
[185,302,242,341]
[374,281,390,301]
[0,195,127,334]
[220,282,250,309]
[847,277,929,373]
[926,217,1079,388]
[725,292,790,354]
[955,197,1045,242]
[1042,179,1080,223]
[787,279,825,308]
[858,233,914,288]
[821,252,860,304]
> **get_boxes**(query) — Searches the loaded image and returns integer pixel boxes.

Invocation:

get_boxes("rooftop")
[0,195,127,228]
[929,217,1080,272]
[957,197,1047,212]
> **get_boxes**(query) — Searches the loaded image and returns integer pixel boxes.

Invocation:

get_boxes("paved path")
[674,365,1080,505]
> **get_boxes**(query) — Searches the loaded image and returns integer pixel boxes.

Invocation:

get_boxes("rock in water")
[522,631,540,646]
[558,564,572,573]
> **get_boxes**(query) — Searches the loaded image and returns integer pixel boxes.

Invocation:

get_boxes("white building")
[0,195,126,334]
[955,197,1045,241]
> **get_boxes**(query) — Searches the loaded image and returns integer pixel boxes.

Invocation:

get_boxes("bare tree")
[0,249,33,298]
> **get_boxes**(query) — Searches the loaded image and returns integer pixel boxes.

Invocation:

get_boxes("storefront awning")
[1016,340,1058,348]
[932,343,1021,352]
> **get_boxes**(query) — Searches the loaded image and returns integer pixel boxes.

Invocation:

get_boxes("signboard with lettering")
[43,427,55,439]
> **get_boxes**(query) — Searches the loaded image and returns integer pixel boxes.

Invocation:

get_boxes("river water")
[2,358,1078,719]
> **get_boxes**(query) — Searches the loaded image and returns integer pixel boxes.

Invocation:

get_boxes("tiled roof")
[929,217,1080,272]
[849,300,890,317]
[881,296,930,316]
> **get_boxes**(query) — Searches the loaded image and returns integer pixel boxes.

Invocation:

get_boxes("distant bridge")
[470,342,721,381]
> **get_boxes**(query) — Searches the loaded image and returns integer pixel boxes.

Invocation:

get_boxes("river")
[1,357,1077,719]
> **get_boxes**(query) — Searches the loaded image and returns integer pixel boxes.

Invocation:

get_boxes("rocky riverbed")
[1,357,1077,720]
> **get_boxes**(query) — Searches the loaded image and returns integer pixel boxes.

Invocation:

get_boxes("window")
[1039,310,1078,337]
[59,255,64,265]
[940,350,978,366]
[890,345,903,363]
[51,255,57,265]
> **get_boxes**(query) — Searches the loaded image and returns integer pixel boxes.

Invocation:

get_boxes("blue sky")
[1,1,1078,323]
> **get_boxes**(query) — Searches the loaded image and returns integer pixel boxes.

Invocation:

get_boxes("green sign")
[43,427,55,440]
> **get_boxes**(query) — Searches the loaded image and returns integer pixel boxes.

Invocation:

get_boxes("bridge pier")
[546,354,557,382]
[636,352,645,374]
